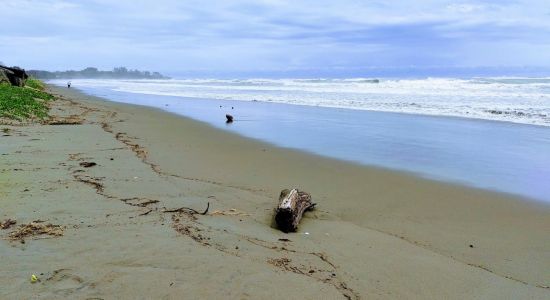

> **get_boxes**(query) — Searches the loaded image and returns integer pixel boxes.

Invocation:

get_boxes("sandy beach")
[1,85,549,299]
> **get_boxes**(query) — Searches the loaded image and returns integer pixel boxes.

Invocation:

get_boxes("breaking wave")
[50,77,550,126]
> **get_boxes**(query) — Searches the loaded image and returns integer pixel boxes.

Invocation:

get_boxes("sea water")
[50,78,550,202]
[53,77,550,126]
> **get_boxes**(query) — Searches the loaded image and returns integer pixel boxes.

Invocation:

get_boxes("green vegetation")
[0,82,53,121]
[25,77,46,90]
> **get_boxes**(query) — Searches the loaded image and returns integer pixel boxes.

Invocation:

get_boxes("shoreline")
[1,85,548,298]
[63,83,550,203]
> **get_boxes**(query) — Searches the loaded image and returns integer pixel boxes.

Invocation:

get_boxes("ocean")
[50,78,550,202]
[54,77,550,126]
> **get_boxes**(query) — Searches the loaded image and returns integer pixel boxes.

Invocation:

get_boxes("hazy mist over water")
[165,66,550,80]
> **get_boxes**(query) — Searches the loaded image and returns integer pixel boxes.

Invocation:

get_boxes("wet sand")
[0,85,548,299]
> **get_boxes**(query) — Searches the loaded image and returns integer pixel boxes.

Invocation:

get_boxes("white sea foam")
[51,77,550,126]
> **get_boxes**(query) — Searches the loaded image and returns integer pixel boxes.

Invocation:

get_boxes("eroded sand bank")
[1,86,548,299]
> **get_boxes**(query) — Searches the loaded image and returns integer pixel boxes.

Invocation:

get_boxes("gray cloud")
[1,0,549,74]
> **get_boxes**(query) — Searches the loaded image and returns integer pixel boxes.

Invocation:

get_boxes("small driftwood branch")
[275,189,315,232]
[139,209,153,216]
[163,202,210,215]
[1,218,17,229]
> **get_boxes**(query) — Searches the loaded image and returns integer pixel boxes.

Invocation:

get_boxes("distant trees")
[113,67,128,74]
[27,67,169,79]
[82,67,99,76]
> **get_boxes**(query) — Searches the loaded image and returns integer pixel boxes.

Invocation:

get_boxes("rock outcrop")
[0,65,28,87]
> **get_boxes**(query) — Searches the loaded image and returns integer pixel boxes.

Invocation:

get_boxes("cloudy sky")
[1,0,549,76]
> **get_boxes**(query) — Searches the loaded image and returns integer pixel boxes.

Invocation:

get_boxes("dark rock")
[79,162,97,168]
[0,65,28,87]
[0,68,12,85]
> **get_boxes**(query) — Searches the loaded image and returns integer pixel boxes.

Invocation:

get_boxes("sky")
[1,0,550,76]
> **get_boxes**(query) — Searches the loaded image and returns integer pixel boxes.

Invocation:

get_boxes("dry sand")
[0,85,548,299]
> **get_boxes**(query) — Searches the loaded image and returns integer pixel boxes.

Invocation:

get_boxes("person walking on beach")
[67,81,71,88]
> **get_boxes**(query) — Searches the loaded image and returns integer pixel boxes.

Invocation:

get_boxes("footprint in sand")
[45,269,90,295]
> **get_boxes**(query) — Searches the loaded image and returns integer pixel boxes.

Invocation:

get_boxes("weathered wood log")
[275,189,316,232]
[225,114,234,123]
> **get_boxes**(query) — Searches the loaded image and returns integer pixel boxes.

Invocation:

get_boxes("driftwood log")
[275,189,316,232]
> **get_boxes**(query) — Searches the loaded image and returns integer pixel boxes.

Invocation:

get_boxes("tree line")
[27,67,169,79]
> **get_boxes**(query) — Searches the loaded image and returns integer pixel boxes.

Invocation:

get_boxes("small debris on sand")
[47,115,83,125]
[267,257,304,274]
[79,161,97,168]
[8,222,64,241]
[210,208,249,216]
[1,219,17,229]
[47,120,83,125]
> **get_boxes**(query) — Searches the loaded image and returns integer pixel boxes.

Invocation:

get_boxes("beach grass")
[25,77,46,90]
[0,82,53,121]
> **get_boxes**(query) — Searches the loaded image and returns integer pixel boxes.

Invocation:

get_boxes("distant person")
[67,81,71,88]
